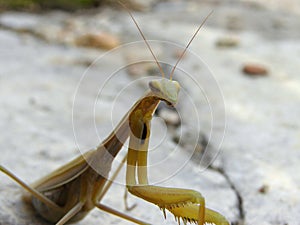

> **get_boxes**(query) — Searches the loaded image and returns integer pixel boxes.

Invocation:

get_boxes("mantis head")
[149,78,180,106]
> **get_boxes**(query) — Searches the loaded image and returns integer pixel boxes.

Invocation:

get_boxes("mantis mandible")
[0,7,230,225]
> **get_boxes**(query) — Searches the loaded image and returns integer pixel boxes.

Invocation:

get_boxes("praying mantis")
[0,7,230,225]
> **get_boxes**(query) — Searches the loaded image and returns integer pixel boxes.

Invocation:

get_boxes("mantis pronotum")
[0,6,230,225]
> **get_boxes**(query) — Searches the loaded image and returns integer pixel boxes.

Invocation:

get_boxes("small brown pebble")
[258,184,269,194]
[242,64,268,76]
[75,32,120,50]
[216,36,239,48]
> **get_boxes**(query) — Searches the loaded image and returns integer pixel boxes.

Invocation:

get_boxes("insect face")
[149,78,180,106]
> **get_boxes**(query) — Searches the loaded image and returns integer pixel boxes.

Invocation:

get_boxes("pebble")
[216,36,239,48]
[74,32,120,50]
[258,184,269,194]
[242,63,268,76]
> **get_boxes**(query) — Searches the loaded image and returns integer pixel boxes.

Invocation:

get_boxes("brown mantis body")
[1,90,160,225]
[0,7,230,225]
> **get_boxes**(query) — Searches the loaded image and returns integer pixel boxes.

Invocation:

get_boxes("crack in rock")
[171,128,245,224]
[209,165,245,225]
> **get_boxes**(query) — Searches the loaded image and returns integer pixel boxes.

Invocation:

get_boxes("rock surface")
[1,1,300,225]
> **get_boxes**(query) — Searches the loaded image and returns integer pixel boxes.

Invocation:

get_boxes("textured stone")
[1,1,300,225]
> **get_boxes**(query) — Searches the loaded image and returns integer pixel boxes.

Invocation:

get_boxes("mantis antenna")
[120,2,166,78]
[169,10,213,80]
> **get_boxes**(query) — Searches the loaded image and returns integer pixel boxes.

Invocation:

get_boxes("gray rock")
[1,1,300,225]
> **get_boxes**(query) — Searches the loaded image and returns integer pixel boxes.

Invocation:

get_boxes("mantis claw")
[168,204,230,225]
[161,207,167,219]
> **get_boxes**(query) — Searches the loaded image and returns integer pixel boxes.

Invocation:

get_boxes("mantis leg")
[125,113,229,225]
[169,206,230,225]
[94,202,150,225]
[97,154,128,202]
[126,139,229,225]
[93,154,148,223]
[56,202,84,225]
[128,185,205,225]
[0,165,61,210]
[125,116,203,224]
[95,154,137,210]
[124,186,137,211]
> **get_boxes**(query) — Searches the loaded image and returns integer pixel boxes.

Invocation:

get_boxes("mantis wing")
[32,94,147,194]
[31,150,95,192]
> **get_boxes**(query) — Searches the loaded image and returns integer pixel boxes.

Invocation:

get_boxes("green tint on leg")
[128,185,205,224]
[169,205,230,225]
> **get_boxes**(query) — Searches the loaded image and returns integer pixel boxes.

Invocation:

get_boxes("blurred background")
[0,0,300,225]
